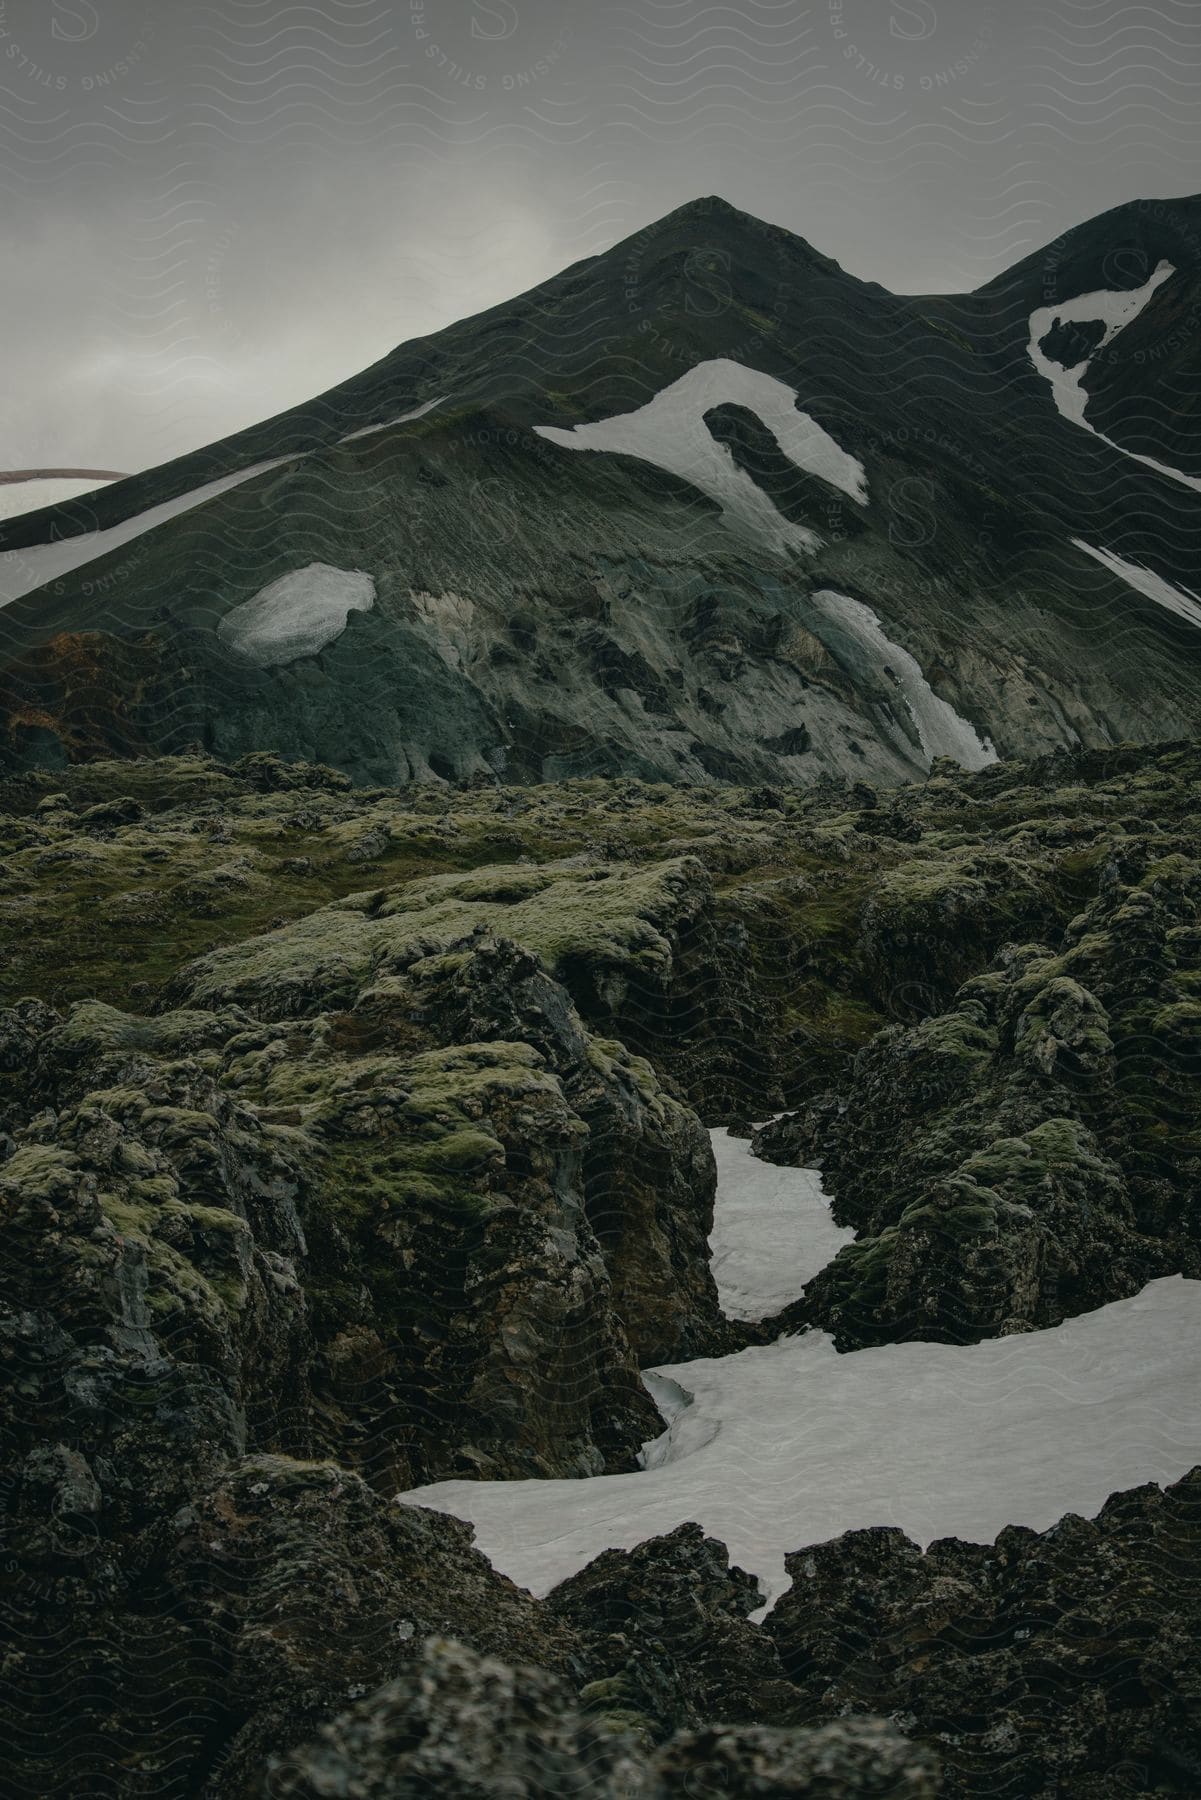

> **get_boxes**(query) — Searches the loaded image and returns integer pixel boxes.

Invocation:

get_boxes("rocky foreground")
[2,741,1200,1795]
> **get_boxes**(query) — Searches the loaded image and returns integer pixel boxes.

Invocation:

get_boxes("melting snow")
[1028,262,1201,494]
[217,563,376,665]
[0,454,301,608]
[535,359,867,556]
[339,397,444,443]
[708,1128,853,1321]
[398,1276,1201,1620]
[812,590,998,770]
[397,1130,1201,1616]
[1072,539,1201,631]
[0,397,444,609]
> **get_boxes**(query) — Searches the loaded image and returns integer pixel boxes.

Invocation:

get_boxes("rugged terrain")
[1,193,1199,788]
[2,740,1200,1794]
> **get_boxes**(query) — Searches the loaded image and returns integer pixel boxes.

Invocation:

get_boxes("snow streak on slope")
[339,397,444,443]
[0,402,444,609]
[812,590,998,770]
[1028,262,1201,494]
[397,1276,1201,1620]
[535,359,867,557]
[707,1129,852,1321]
[0,478,116,523]
[1072,539,1201,632]
[217,564,376,666]
[0,455,302,608]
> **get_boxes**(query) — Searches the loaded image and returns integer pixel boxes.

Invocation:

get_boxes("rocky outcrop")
[1,975,699,1499]
[4,744,1201,1796]
[400,936,729,1364]
[269,1636,941,1799]
[766,1468,1201,1798]
[544,1523,802,1738]
[3,1455,576,1800]
[757,835,1201,1345]
[1,1047,315,1533]
[164,1465,576,1797]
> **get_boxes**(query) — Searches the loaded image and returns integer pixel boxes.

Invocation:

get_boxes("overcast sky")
[4,0,1199,472]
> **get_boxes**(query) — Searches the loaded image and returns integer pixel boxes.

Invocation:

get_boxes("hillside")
[1,194,1198,787]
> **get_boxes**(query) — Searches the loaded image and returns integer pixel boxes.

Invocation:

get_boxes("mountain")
[1,193,1199,786]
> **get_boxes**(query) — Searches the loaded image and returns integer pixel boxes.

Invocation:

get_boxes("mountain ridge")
[0,190,1198,789]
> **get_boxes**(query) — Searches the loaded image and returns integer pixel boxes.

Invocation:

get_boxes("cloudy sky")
[4,0,1199,473]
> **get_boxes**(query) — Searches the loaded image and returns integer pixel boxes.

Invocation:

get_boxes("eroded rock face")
[766,1469,1201,1799]
[1,1047,315,1535]
[401,936,730,1363]
[268,1637,645,1800]
[2,953,705,1502]
[164,1466,577,1798]
[544,1522,801,1738]
[757,838,1201,1346]
[3,1454,576,1800]
[269,1636,942,1800]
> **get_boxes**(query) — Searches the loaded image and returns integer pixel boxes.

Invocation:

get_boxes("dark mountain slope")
[1,194,1198,786]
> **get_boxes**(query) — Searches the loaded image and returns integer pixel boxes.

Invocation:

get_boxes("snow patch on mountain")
[1028,262,1201,493]
[340,396,444,444]
[0,402,441,608]
[1072,539,1201,631]
[811,590,998,770]
[1029,262,1174,430]
[0,453,302,608]
[217,563,376,665]
[397,1274,1201,1619]
[0,477,115,523]
[708,1128,853,1321]
[535,359,867,556]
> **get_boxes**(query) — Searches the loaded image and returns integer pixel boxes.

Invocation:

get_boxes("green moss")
[912,1009,997,1063]
[179,858,703,1016]
[900,1182,1001,1241]
[0,1142,79,1197]
[59,1000,234,1057]
[99,1193,158,1237]
[822,1226,901,1311]
[585,1037,664,1108]
[98,1190,232,1319]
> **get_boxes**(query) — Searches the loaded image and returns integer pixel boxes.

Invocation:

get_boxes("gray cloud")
[4,0,1199,471]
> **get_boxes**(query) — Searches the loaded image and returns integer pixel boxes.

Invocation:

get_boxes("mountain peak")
[681,193,741,213]
[639,194,839,274]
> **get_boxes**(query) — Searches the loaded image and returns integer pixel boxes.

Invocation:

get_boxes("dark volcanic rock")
[164,1466,576,1797]
[545,1523,801,1737]
[403,936,732,1362]
[766,1469,1201,1798]
[268,1637,643,1799]
[651,1720,941,1797]
[269,1636,940,1799]
[1,988,673,1500]
[2,1456,575,1800]
[757,836,1201,1346]
[4,747,1201,1799]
